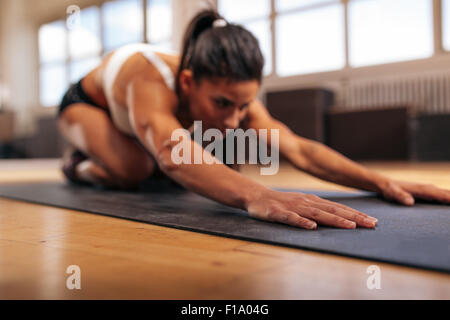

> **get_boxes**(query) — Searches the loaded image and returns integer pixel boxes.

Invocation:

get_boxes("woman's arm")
[246,100,450,206]
[127,79,271,209]
[126,79,378,229]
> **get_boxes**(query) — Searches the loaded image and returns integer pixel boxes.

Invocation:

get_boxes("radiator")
[339,71,450,114]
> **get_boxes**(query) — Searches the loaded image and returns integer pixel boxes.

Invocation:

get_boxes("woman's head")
[176,9,264,133]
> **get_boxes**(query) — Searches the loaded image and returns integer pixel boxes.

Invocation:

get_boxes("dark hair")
[175,9,264,97]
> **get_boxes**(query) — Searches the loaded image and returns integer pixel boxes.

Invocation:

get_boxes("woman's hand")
[246,190,378,230]
[378,179,450,206]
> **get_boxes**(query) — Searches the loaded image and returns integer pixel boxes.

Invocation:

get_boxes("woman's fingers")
[251,192,379,230]
[407,185,450,204]
[383,183,415,206]
[307,201,377,228]
[296,206,357,229]
[308,195,377,222]
[267,210,317,230]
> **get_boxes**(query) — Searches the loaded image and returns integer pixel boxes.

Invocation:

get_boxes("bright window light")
[444,0,450,51]
[68,6,102,59]
[349,0,433,67]
[147,0,172,45]
[276,3,345,76]
[218,0,270,22]
[39,20,66,63]
[243,19,272,75]
[103,0,143,51]
[40,64,67,107]
[69,57,102,83]
[276,0,339,12]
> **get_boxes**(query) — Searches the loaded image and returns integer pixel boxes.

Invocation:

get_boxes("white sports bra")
[102,43,177,136]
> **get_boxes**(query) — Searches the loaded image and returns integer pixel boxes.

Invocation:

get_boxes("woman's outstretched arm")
[246,100,450,206]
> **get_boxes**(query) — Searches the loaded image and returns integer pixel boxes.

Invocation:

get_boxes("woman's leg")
[57,103,156,189]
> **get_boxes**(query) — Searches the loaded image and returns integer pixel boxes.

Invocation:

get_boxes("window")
[69,57,102,83]
[276,1,345,76]
[276,0,336,11]
[219,0,443,78]
[39,20,67,63]
[39,20,68,107]
[218,0,272,75]
[38,0,173,107]
[68,6,102,83]
[40,64,68,108]
[348,0,433,67]
[444,0,450,51]
[219,0,345,76]
[147,0,173,50]
[243,20,273,76]
[103,0,144,52]
[68,6,101,59]
[219,0,270,21]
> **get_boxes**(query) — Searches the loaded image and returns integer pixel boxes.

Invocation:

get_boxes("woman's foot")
[61,147,91,186]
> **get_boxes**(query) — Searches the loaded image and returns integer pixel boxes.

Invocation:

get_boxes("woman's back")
[83,43,181,136]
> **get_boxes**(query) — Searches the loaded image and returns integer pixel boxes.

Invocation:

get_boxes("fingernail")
[346,221,356,228]
[307,222,317,229]
[366,216,377,222]
[364,218,376,226]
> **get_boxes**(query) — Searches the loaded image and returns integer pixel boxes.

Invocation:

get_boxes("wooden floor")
[0,159,449,299]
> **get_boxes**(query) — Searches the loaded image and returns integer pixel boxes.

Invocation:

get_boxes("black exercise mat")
[0,181,449,273]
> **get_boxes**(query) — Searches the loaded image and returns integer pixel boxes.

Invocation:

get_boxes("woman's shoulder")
[112,43,180,90]
[113,43,180,70]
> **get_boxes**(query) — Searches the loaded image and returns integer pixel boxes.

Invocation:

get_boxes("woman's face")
[179,70,260,134]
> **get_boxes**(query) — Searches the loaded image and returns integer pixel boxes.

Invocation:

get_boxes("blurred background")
[0,0,449,161]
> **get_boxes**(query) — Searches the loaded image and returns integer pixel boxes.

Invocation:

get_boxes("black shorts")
[57,77,146,150]
[57,77,149,152]
[57,78,108,118]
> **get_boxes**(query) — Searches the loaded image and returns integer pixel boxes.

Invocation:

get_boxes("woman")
[57,9,449,230]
